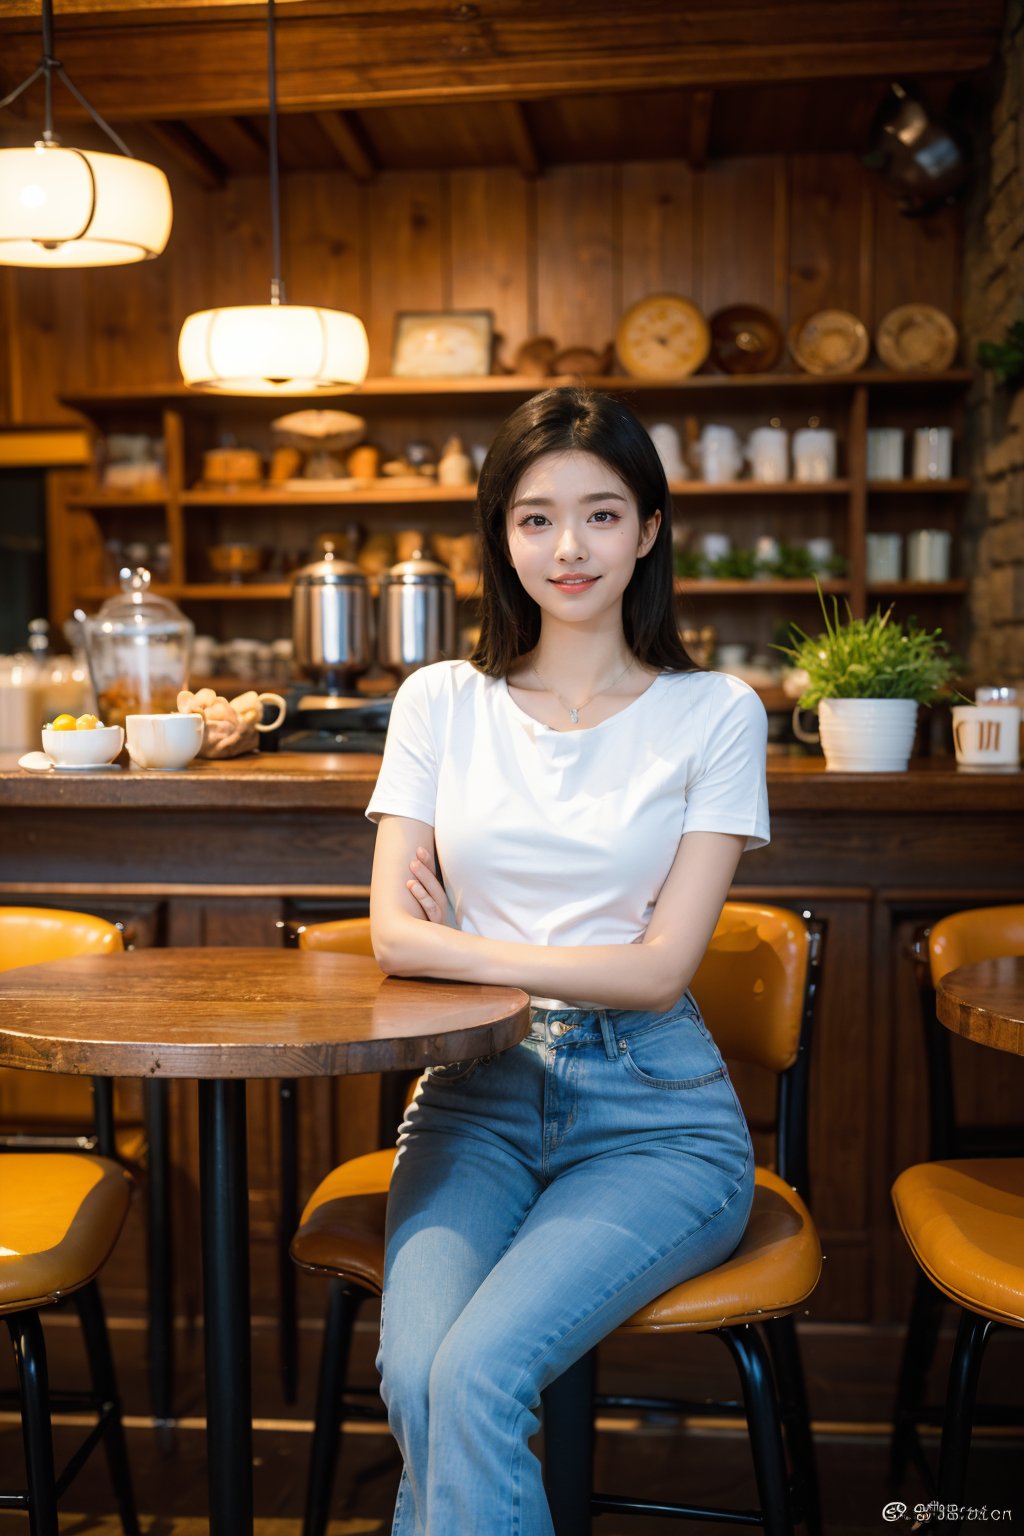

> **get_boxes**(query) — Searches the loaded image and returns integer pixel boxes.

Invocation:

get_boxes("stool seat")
[892,1158,1024,1328]
[290,1148,395,1292]
[621,1167,821,1332]
[0,1153,132,1315]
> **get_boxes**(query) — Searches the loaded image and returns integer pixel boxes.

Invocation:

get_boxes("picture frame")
[391,310,494,379]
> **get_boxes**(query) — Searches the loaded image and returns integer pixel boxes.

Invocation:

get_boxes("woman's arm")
[369,812,745,1012]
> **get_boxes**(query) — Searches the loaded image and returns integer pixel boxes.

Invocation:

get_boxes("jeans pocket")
[620,1015,726,1090]
[426,1058,481,1086]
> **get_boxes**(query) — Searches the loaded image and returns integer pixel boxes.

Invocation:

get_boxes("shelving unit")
[52,368,973,661]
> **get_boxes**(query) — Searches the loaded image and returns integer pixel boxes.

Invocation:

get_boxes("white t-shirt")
[365,660,769,952]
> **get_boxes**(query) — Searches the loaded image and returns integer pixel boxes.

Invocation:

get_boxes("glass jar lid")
[87,567,194,640]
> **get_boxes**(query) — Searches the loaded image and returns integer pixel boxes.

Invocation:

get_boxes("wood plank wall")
[0,148,960,425]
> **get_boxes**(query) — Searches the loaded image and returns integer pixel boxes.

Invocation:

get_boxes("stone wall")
[965,0,1024,682]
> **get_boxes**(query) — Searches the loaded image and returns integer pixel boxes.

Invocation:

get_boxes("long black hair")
[469,386,698,677]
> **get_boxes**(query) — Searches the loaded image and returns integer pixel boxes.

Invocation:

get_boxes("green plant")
[773,584,958,707]
[978,317,1024,387]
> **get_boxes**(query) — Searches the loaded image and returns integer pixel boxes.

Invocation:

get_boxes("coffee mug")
[792,427,837,483]
[912,427,953,481]
[699,425,742,484]
[952,705,1022,771]
[867,428,904,481]
[906,528,952,582]
[126,712,204,771]
[745,427,788,484]
[866,532,902,582]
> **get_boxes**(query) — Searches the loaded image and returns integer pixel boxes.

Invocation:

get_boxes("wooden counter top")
[0,751,1021,813]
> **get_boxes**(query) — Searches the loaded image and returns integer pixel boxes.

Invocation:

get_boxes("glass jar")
[84,568,194,728]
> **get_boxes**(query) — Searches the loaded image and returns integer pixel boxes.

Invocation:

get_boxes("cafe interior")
[0,1,1023,1532]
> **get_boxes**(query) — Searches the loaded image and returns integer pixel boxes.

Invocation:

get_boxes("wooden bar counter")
[1,751,1022,1326]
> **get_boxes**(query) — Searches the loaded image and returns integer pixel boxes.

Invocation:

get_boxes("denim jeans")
[377,990,755,1536]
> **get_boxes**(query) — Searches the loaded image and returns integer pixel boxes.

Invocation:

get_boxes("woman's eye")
[590,510,621,524]
[519,514,549,528]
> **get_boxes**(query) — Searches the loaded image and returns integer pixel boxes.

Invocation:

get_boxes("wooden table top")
[0,948,531,1080]
[936,956,1024,1058]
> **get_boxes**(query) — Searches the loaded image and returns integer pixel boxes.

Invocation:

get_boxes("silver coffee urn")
[377,552,456,679]
[291,544,373,698]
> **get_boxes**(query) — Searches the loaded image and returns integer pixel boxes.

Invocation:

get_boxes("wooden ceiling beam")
[688,89,713,171]
[146,120,226,188]
[313,110,375,181]
[499,101,540,179]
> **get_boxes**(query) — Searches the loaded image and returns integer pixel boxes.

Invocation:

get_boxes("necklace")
[530,655,635,724]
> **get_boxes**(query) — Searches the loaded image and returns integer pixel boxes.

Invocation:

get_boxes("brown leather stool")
[0,1152,138,1536]
[892,1158,1024,1530]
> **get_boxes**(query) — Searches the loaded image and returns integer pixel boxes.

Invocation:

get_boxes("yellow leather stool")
[292,904,826,1536]
[1,1152,138,1536]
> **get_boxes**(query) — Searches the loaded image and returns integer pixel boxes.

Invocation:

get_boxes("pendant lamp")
[178,0,368,393]
[0,0,172,268]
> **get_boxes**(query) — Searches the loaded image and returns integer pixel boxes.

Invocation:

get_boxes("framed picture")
[391,310,494,379]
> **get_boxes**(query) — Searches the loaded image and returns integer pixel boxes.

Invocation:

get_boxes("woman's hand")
[406,845,448,924]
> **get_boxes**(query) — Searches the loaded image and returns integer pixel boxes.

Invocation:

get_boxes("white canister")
[745,426,789,484]
[867,428,905,481]
[866,532,902,583]
[952,704,1022,771]
[911,427,954,481]
[804,537,834,573]
[698,425,742,484]
[792,428,837,483]
[700,532,732,564]
[906,528,952,582]
[649,423,688,482]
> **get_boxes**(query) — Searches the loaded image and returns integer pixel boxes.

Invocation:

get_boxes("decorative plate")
[616,294,710,380]
[789,310,869,375]
[709,305,784,374]
[876,304,958,372]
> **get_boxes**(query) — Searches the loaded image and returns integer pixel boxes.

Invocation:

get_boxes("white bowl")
[42,723,124,766]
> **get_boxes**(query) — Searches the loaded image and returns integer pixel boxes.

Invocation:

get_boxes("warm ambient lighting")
[0,143,172,268]
[178,0,367,394]
[0,0,172,269]
[178,302,369,393]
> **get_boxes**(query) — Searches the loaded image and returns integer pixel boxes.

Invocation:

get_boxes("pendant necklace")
[530,655,635,724]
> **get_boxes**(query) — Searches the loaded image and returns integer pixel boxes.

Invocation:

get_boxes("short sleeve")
[365,669,441,826]
[682,681,770,851]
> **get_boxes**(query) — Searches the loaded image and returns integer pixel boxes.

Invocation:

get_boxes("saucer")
[54,761,123,771]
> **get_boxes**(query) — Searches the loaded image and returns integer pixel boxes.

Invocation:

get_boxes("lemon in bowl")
[42,714,124,767]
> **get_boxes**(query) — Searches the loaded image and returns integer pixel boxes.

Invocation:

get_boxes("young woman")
[366,386,769,1536]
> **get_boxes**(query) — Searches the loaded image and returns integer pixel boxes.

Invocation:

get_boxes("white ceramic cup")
[700,532,732,563]
[952,704,1022,771]
[804,536,834,572]
[866,532,902,582]
[912,427,953,481]
[867,428,904,481]
[699,425,742,484]
[126,712,204,771]
[792,428,837,483]
[745,427,789,483]
[649,423,687,481]
[906,528,952,582]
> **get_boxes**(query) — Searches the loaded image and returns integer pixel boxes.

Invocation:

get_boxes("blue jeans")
[377,990,755,1536]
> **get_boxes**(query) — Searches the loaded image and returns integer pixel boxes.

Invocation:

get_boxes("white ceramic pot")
[817,697,918,772]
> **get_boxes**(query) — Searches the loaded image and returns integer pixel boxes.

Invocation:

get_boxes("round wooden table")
[936,955,1024,1057]
[0,947,530,1536]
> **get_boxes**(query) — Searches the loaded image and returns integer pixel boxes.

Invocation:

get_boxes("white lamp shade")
[178,304,370,393]
[0,143,172,267]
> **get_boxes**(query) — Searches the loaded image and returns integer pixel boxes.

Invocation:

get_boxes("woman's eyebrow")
[510,489,628,509]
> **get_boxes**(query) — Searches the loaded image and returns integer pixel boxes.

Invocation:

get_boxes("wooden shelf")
[867,581,967,594]
[867,479,970,493]
[672,479,850,496]
[67,493,168,510]
[674,579,849,596]
[80,577,483,602]
[181,484,478,506]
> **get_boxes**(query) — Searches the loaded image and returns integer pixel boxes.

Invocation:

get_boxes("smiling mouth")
[549,576,599,587]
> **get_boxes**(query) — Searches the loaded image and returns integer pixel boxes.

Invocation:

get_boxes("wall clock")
[615,293,710,380]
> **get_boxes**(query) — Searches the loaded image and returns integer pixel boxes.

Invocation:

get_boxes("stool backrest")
[0,906,123,972]
[297,916,374,957]
[929,904,1024,984]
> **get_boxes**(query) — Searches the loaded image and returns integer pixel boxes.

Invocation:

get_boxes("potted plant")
[775,588,958,771]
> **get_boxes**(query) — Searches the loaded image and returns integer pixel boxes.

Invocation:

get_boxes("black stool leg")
[936,1310,998,1534]
[764,1314,822,1536]
[6,1310,59,1536]
[144,1077,175,1426]
[890,1270,945,1485]
[721,1325,793,1536]
[92,1077,117,1159]
[279,1078,299,1405]
[75,1280,140,1536]
[541,1347,596,1536]
[303,1280,366,1536]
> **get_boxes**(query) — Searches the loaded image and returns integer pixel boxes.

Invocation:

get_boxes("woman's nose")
[555,527,586,560]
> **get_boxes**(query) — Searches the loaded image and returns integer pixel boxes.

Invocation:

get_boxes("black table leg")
[144,1078,175,1427]
[199,1078,254,1536]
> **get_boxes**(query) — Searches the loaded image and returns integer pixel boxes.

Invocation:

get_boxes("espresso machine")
[262,543,456,752]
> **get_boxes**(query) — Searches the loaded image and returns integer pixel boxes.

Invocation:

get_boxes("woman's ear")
[637,509,662,558]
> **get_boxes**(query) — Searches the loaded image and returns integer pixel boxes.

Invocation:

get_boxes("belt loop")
[598,1010,618,1061]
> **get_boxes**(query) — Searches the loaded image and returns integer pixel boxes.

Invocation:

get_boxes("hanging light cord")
[267,0,286,305]
[0,0,136,158]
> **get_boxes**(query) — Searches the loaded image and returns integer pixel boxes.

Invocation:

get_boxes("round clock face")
[616,294,710,380]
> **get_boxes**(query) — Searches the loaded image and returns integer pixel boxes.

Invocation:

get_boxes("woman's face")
[505,450,660,625]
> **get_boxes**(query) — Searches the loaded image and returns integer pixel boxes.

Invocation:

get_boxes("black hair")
[469,386,698,677]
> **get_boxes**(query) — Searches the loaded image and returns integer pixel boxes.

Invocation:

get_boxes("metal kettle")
[291,543,373,692]
[377,552,456,678]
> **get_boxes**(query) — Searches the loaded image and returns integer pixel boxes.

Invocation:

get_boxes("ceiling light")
[0,0,172,268]
[178,0,368,393]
